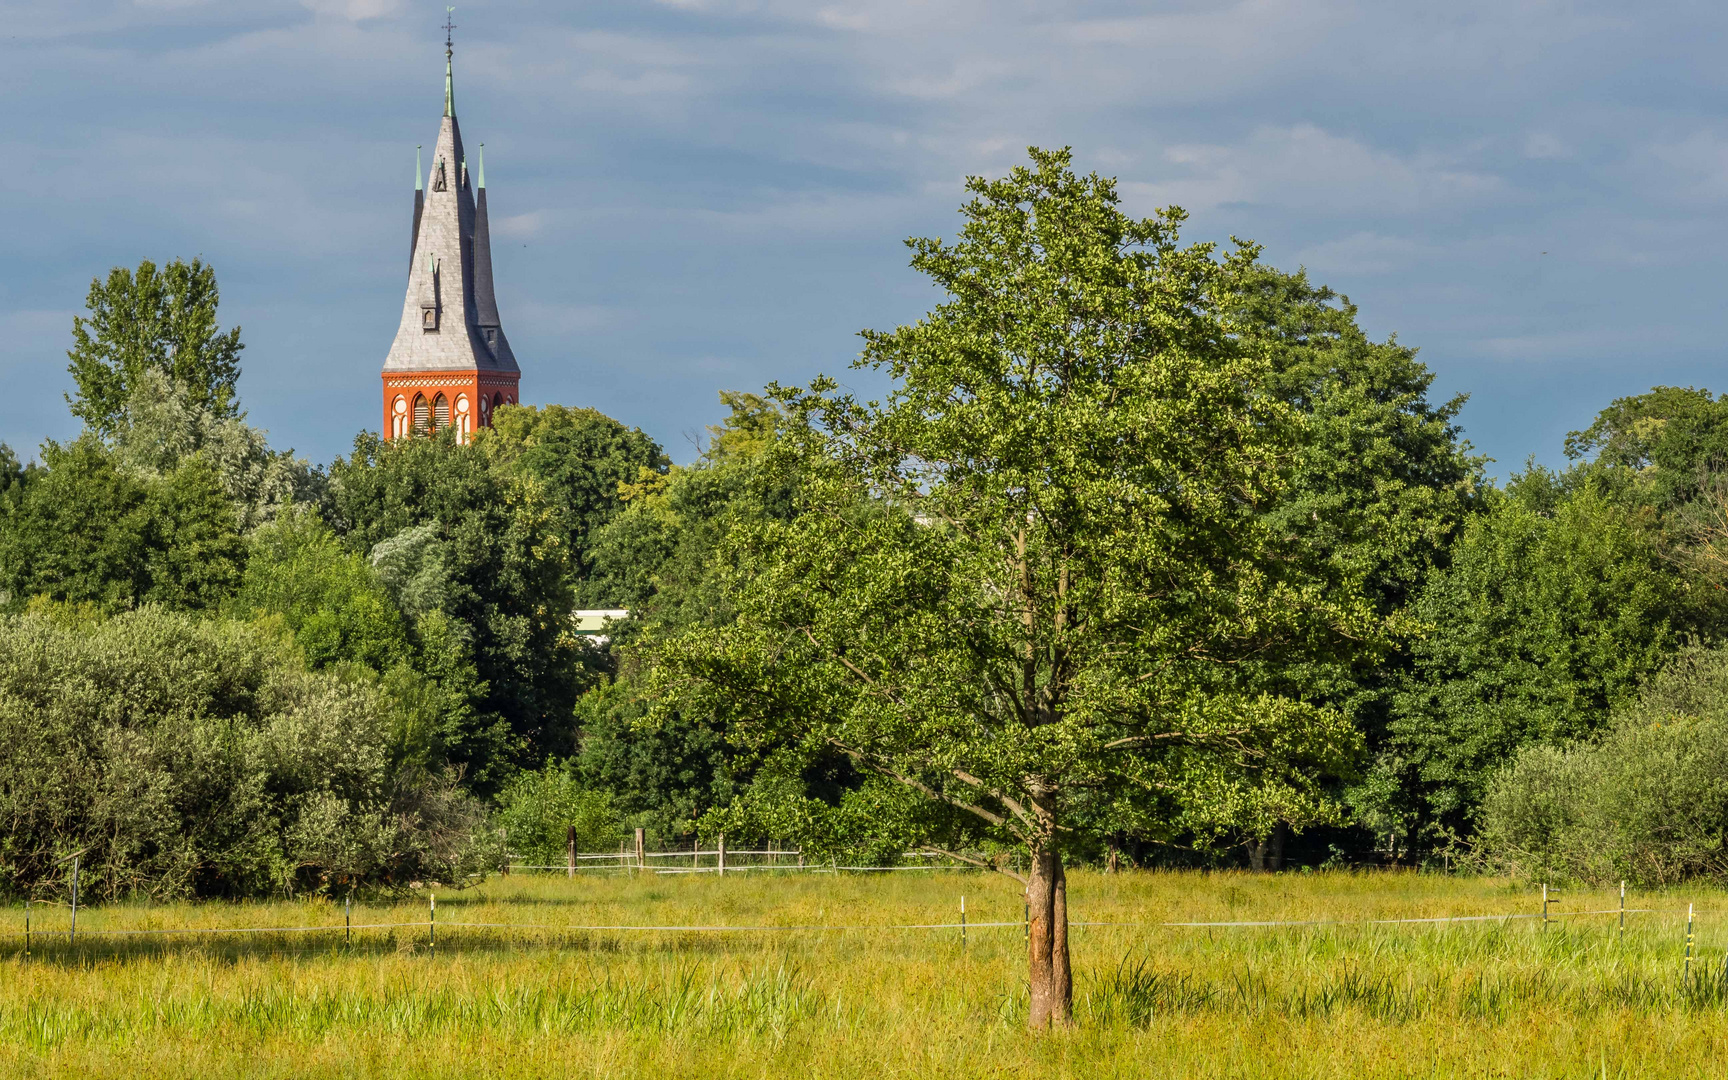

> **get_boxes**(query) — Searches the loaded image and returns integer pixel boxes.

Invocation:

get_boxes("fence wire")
[0,905,1661,943]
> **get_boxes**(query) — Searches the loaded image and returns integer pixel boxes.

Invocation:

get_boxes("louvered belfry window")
[434,394,451,429]
[413,395,430,433]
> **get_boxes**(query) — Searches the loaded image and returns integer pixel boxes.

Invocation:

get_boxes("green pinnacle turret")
[477,143,485,189]
[415,145,423,190]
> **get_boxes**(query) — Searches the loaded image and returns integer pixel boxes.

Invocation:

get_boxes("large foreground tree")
[652,149,1385,1026]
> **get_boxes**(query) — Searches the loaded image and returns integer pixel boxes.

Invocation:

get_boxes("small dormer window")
[421,253,439,330]
[432,159,448,192]
[486,328,496,344]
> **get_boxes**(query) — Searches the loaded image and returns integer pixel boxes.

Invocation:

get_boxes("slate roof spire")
[410,144,424,268]
[473,142,501,329]
[382,31,517,377]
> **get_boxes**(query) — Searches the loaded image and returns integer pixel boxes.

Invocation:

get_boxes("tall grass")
[4,871,1728,1077]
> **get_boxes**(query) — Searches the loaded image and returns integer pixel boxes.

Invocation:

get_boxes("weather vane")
[443,7,457,56]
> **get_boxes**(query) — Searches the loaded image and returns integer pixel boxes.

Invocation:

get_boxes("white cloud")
[300,0,401,19]
[1290,232,1430,275]
[1643,129,1728,204]
[497,211,548,238]
[679,189,926,236]
[1123,124,1504,216]
[509,301,620,335]
[1523,132,1570,160]
[0,309,77,351]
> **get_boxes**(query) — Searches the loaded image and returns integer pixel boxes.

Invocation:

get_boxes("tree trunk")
[1027,844,1073,1028]
[1247,823,1288,873]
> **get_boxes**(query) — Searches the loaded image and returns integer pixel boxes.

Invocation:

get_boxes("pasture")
[3,870,1727,1078]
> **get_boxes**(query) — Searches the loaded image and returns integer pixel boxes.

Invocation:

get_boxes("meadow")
[3,869,1728,1078]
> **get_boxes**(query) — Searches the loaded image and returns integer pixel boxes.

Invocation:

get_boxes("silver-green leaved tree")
[652,148,1384,1027]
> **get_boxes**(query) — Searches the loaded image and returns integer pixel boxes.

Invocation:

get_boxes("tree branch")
[918,845,1026,885]
[829,740,1026,840]
[951,769,1037,828]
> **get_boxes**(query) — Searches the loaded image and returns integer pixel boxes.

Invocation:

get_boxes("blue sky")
[3,0,1726,474]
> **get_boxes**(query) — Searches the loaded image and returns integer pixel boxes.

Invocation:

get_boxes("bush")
[235,509,410,672]
[1476,646,1728,885]
[1388,482,1704,843]
[0,606,496,900]
[495,764,624,866]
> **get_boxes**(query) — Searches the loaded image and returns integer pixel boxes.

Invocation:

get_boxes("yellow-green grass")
[3,870,1728,1077]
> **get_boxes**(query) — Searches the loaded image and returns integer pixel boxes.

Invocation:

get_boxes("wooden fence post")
[69,856,79,947]
[567,825,576,878]
[429,893,436,959]
[1686,903,1695,981]
[719,833,726,878]
[635,828,645,873]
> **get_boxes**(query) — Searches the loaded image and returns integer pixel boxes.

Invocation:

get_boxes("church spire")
[381,27,520,444]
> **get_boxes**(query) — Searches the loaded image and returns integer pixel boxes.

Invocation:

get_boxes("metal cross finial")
[443,7,456,55]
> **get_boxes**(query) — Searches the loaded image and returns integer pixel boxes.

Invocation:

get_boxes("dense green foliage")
[1564,384,1728,511]
[1229,266,1482,624]
[553,393,795,840]
[329,430,583,782]
[66,258,244,438]
[476,404,669,586]
[0,438,245,613]
[494,764,621,865]
[1477,645,1728,885]
[1385,479,1711,846]
[0,607,492,900]
[235,510,411,673]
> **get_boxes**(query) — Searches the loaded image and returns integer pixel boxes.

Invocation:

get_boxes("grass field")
[3,869,1728,1078]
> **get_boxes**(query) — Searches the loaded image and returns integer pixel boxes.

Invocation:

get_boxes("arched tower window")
[492,392,504,414]
[392,395,407,438]
[433,393,451,429]
[413,394,430,433]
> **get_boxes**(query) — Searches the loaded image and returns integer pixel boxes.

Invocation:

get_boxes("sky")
[3,0,1727,475]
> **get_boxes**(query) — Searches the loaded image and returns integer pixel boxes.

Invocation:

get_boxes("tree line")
[6,150,1728,1016]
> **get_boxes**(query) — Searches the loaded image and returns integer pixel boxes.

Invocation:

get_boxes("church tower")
[382,27,520,442]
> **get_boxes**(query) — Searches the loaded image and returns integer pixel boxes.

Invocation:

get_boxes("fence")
[507,830,976,876]
[0,877,1695,971]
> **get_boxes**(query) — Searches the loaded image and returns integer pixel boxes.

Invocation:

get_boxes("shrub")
[1476,646,1728,885]
[495,764,624,866]
[0,606,495,900]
